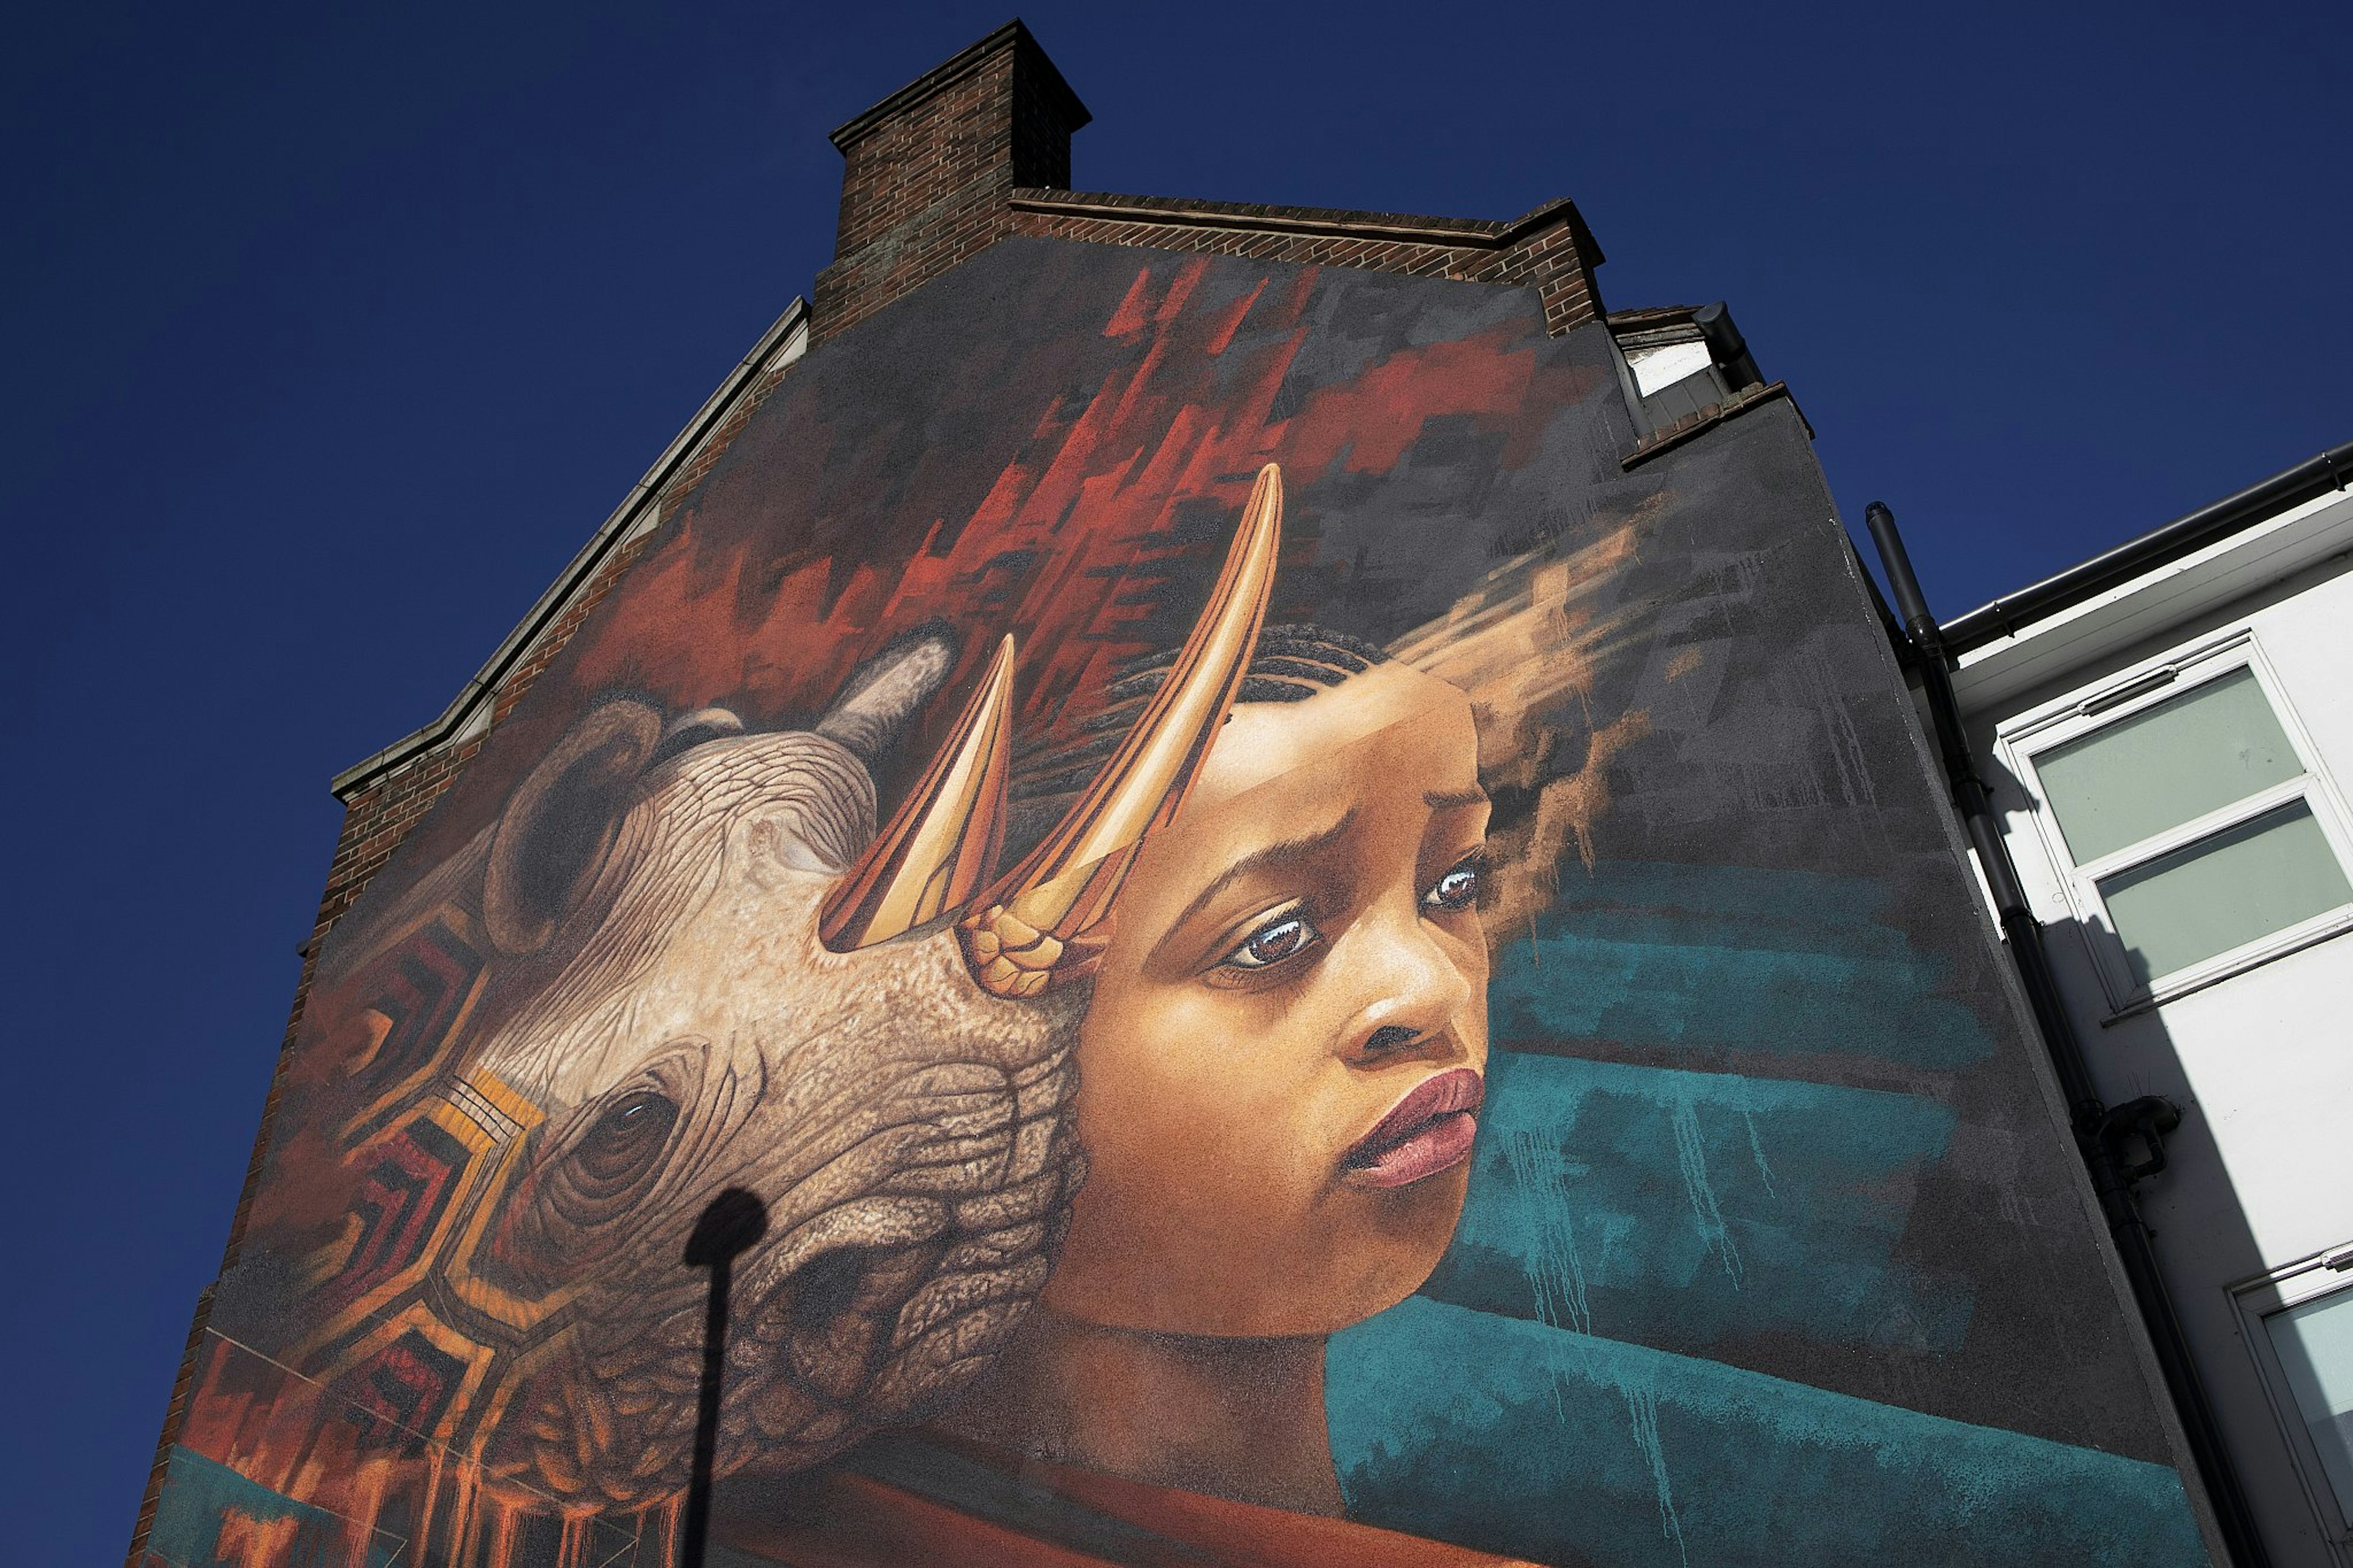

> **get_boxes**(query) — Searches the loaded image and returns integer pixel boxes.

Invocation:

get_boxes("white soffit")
[1952,486,2353,716]
[1624,339,1713,396]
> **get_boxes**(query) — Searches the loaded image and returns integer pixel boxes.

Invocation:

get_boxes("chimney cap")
[828,18,1091,154]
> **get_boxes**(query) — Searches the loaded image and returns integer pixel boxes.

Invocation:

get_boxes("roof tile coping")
[1008,187,1605,262]
[1605,303,1707,331]
[1620,380,1810,471]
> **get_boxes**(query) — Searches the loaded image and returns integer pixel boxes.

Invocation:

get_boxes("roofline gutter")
[328,296,811,802]
[1942,439,2353,656]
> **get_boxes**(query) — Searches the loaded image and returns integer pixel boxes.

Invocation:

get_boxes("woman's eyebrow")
[1424,787,1489,810]
[1162,806,1360,939]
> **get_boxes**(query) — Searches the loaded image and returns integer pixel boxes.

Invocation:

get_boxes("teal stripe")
[148,1447,404,1568]
[1329,1297,2209,1568]
[1427,1050,1969,1352]
[1493,863,1994,1069]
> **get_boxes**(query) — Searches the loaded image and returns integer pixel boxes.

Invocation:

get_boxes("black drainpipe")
[1864,502,2273,1568]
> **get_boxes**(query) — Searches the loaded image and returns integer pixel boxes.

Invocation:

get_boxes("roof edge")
[1619,381,1806,471]
[1006,188,1589,252]
[328,296,812,801]
[1941,438,2353,654]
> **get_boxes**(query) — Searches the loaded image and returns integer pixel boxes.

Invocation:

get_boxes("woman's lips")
[1342,1066,1485,1189]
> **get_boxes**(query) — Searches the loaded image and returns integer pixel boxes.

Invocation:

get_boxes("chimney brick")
[813,21,1089,339]
[809,23,1605,342]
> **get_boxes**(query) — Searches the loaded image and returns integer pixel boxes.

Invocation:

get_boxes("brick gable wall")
[129,25,1613,1560]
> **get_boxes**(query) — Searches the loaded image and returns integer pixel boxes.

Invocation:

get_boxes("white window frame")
[2230,1244,2353,1562]
[1995,629,2353,1015]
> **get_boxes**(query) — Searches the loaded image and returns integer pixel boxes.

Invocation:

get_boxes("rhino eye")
[574,1089,678,1192]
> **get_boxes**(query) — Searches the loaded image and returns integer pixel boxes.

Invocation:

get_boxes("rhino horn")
[960,462,1284,999]
[819,635,1016,950]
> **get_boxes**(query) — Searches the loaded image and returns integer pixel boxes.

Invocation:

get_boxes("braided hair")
[1002,624,1390,862]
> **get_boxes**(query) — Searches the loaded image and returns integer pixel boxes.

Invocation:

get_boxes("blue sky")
[4,2,2344,1558]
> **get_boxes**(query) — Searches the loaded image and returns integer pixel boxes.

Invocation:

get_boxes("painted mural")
[154,240,2213,1567]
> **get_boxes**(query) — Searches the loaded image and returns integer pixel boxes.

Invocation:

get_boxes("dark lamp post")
[678,1188,769,1568]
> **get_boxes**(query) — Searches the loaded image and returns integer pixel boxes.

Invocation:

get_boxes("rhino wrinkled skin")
[225,638,1088,1509]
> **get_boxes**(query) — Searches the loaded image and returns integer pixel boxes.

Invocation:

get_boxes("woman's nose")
[1336,913,1474,1064]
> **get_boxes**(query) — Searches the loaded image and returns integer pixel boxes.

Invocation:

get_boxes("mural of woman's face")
[1044,660,1490,1339]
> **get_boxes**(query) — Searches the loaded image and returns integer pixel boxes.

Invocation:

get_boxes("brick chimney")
[812,20,1090,339]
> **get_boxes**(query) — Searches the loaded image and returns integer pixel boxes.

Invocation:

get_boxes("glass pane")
[2265,1284,2353,1528]
[2098,801,2353,984]
[2037,667,2300,862]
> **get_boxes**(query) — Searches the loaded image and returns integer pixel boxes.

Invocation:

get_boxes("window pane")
[2097,801,2353,984]
[2038,667,2300,862]
[2265,1284,2353,1528]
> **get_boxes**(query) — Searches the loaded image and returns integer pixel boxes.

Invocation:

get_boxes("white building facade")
[1948,454,2353,1567]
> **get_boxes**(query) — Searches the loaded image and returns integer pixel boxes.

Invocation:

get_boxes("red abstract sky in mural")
[376,253,1580,883]
[575,259,1548,746]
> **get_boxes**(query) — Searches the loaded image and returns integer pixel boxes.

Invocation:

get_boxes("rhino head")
[244,469,1284,1512]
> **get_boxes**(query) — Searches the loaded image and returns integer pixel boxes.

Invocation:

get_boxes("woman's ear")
[482,701,664,955]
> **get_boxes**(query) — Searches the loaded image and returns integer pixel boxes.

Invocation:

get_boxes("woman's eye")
[1423,857,1482,913]
[1219,912,1320,972]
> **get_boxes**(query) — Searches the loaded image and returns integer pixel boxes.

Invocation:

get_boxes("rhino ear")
[482,701,664,955]
[815,626,958,763]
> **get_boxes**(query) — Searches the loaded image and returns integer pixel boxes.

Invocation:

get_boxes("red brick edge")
[816,186,1607,344]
